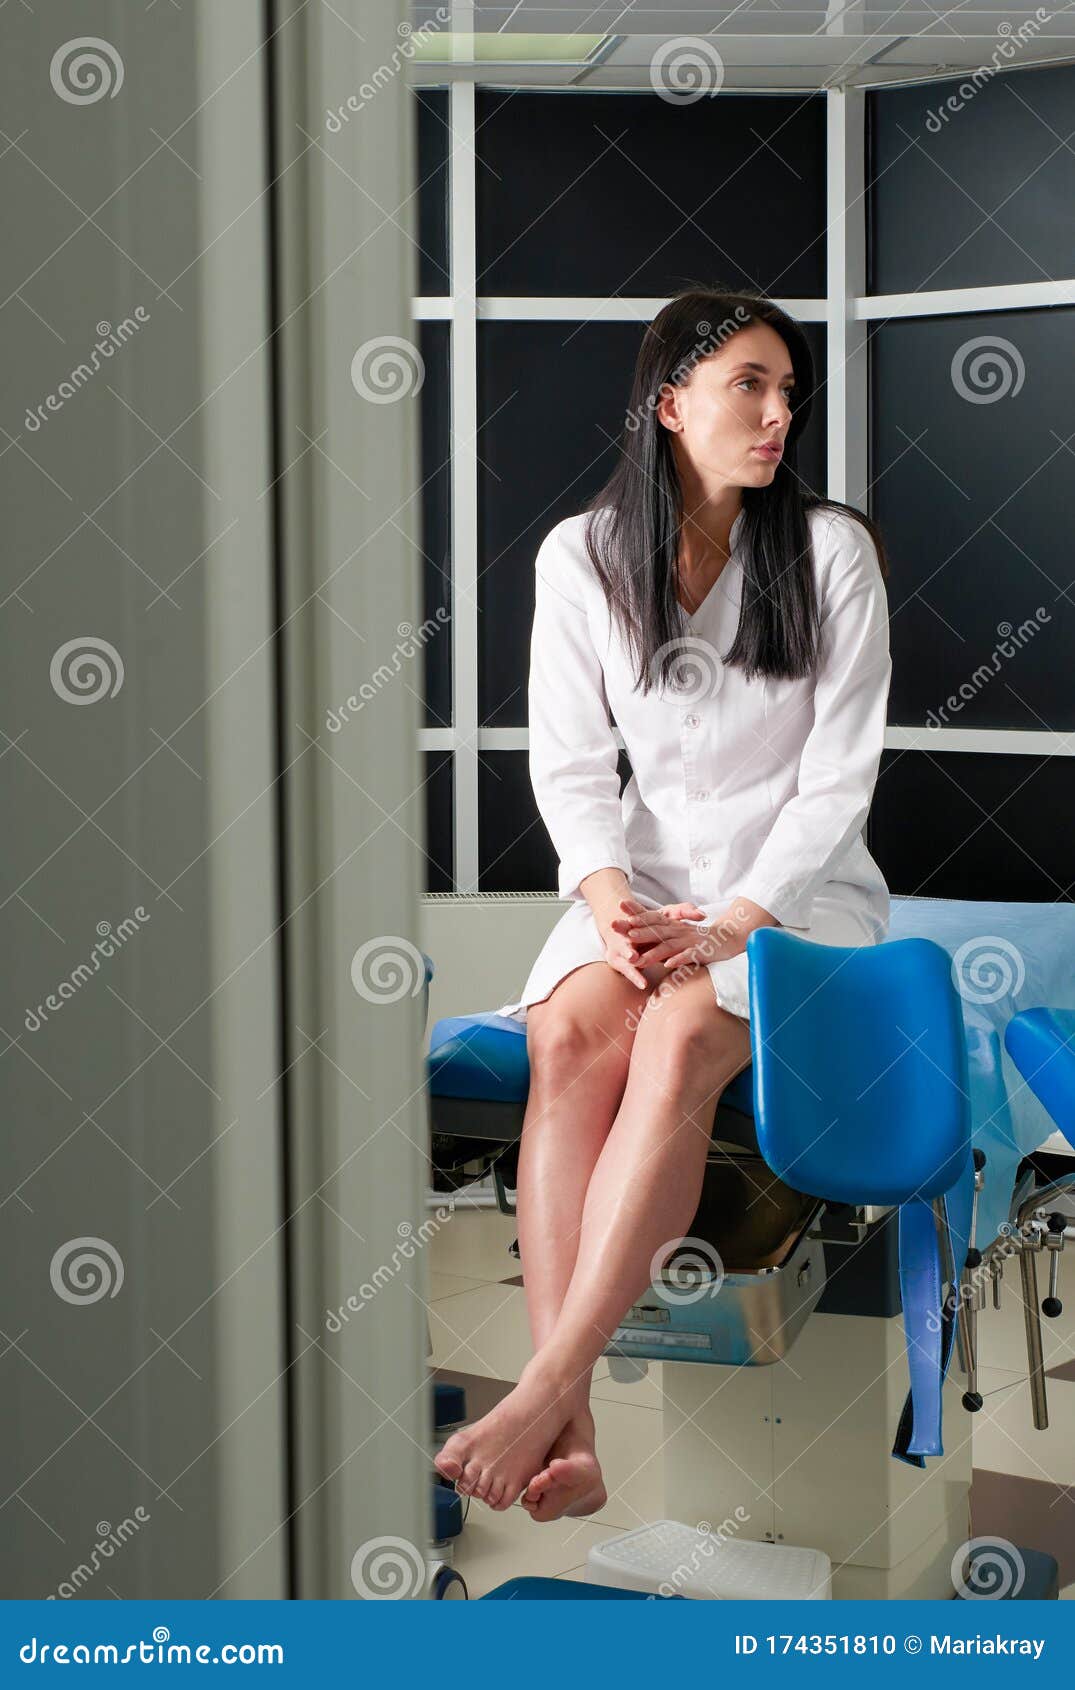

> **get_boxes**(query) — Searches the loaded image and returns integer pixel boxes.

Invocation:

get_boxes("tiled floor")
[428,1206,1075,1600]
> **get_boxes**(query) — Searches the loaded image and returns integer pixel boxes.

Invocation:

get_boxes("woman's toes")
[433,1449,463,1482]
[494,1477,518,1510]
[485,1476,505,1509]
[524,1466,554,1504]
[461,1458,484,1495]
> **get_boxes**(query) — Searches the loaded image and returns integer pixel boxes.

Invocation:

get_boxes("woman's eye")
[736,378,796,399]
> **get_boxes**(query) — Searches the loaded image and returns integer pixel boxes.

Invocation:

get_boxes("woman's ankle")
[522,1346,586,1401]
[567,1402,595,1437]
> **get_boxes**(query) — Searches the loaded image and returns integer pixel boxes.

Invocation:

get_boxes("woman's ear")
[654,380,683,436]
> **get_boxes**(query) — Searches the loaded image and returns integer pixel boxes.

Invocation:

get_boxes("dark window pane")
[415,89,449,294]
[477,90,826,298]
[867,65,1075,294]
[869,310,1074,729]
[479,750,553,893]
[479,749,632,893]
[478,319,825,728]
[417,319,452,729]
[423,750,453,893]
[868,749,1074,902]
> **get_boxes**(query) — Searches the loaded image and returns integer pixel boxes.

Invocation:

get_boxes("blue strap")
[891,1161,976,1466]
[892,1197,945,1464]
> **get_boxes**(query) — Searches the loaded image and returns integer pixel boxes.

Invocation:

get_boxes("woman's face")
[657,321,797,492]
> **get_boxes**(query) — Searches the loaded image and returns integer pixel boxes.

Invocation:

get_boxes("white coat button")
[683,712,700,729]
[696,855,711,869]
[693,789,710,801]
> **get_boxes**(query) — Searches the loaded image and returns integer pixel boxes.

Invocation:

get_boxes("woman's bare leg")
[517,965,655,1402]
[524,970,751,1518]
[434,967,751,1512]
[539,970,751,1376]
[513,963,660,1518]
[435,960,656,1506]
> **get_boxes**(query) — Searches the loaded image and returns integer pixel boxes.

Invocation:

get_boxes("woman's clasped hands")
[597,895,752,990]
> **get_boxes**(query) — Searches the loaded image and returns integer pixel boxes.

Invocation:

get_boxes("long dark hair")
[582,286,890,695]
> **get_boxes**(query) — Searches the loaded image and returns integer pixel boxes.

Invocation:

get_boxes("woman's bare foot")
[521,1408,607,1522]
[433,1357,579,1511]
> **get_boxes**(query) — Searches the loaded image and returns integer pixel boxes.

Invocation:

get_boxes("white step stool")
[587,1520,832,1600]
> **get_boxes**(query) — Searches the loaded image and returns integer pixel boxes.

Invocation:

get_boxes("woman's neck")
[676,522,734,613]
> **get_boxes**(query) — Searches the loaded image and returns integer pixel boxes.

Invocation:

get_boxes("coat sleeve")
[528,527,633,904]
[725,516,891,930]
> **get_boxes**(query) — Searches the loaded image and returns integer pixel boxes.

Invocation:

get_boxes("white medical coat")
[495,504,892,1022]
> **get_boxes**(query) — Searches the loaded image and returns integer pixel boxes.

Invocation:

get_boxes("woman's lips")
[753,443,782,459]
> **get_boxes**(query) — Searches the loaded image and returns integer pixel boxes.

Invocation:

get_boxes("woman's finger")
[626,921,683,942]
[662,946,706,969]
[630,940,678,967]
[612,957,648,989]
[610,921,663,946]
[604,936,648,987]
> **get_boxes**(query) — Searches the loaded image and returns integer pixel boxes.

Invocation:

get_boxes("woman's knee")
[632,991,749,1091]
[527,986,642,1086]
[528,1006,615,1076]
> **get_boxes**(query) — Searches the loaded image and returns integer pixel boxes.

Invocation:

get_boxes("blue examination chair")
[425,897,1075,1600]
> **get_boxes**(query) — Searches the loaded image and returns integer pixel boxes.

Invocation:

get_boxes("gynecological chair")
[423,897,1075,1601]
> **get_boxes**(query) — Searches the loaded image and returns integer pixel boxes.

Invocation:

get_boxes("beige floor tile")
[428,1271,491,1304]
[971,1366,1075,1486]
[428,1208,521,1284]
[427,1282,534,1381]
[447,1499,626,1599]
[571,1396,667,1534]
[590,1358,666,1412]
[556,1563,601,1584]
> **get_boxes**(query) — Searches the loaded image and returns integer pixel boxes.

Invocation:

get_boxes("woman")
[433,286,892,1523]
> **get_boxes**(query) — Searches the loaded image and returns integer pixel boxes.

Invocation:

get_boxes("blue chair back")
[746,928,975,1467]
[747,930,972,1205]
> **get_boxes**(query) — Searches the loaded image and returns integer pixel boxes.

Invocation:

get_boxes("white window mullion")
[857,279,1075,319]
[826,86,868,511]
[885,726,1075,757]
[418,726,1075,757]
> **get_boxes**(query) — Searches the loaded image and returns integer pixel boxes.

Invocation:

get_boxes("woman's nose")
[763,394,792,428]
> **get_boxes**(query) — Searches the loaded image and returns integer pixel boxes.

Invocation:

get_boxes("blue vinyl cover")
[887,897,1075,1249]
